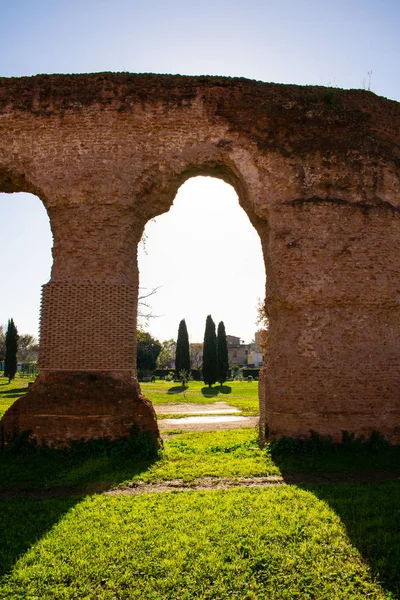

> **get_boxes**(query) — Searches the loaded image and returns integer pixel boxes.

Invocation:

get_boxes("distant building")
[226,335,249,366]
[226,333,264,367]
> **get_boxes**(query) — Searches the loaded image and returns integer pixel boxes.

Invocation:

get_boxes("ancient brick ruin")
[0,73,399,446]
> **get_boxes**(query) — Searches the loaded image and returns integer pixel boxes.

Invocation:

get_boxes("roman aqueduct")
[0,73,399,446]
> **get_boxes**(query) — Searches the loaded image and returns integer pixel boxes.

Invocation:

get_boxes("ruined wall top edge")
[0,73,399,159]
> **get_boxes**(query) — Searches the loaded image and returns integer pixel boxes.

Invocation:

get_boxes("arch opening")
[0,191,53,380]
[0,192,53,336]
[138,175,267,401]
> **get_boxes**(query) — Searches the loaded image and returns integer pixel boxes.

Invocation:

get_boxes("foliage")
[324,88,338,106]
[241,368,261,379]
[136,329,161,372]
[255,298,269,356]
[189,342,203,370]
[17,334,39,363]
[156,338,176,369]
[4,318,18,382]
[175,319,190,379]
[177,369,191,386]
[231,364,240,378]
[217,321,229,386]
[202,314,218,387]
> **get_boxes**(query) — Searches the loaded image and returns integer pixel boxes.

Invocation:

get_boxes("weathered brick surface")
[1,373,159,447]
[0,73,399,444]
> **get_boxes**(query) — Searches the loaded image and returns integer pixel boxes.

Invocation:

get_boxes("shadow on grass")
[271,440,400,598]
[201,385,232,397]
[0,496,81,578]
[167,385,188,395]
[306,482,400,598]
[218,385,232,395]
[0,441,161,579]
[0,431,163,577]
[0,388,28,397]
[0,449,159,495]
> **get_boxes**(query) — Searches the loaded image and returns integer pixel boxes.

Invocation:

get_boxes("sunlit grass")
[0,373,399,598]
[141,379,260,415]
[0,429,272,492]
[0,377,260,419]
[136,429,273,483]
[0,376,32,420]
[0,486,395,598]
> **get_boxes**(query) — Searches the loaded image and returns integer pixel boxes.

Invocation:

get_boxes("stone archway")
[0,73,399,446]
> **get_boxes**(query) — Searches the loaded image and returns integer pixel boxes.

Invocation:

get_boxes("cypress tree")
[202,315,218,387]
[175,319,190,379]
[217,321,229,386]
[4,318,18,383]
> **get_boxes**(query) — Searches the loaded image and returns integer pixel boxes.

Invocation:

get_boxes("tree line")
[137,315,229,388]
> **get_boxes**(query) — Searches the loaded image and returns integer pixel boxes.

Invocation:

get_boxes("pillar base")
[0,372,160,448]
[265,411,400,444]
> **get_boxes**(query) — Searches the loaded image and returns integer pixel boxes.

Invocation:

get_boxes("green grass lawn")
[1,484,399,598]
[0,377,260,418]
[140,379,260,415]
[1,379,400,598]
[2,426,399,494]
[0,377,33,420]
[0,429,270,492]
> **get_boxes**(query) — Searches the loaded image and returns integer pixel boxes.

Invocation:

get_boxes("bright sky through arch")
[0,193,53,337]
[138,177,265,344]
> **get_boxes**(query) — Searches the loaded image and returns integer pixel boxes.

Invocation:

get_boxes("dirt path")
[158,416,259,432]
[154,402,241,414]
[2,472,399,499]
[106,471,400,496]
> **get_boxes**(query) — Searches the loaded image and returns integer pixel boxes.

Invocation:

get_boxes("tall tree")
[217,321,229,386]
[136,329,161,373]
[4,318,18,382]
[175,319,190,379]
[202,315,218,387]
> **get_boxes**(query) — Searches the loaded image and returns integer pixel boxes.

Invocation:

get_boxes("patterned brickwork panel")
[39,282,137,370]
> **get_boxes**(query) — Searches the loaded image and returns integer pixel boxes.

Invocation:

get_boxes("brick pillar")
[261,201,400,444]
[0,201,160,447]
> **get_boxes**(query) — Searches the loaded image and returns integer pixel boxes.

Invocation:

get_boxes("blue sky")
[1,0,399,342]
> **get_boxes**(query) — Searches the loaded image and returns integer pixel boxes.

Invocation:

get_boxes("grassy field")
[0,377,260,419]
[0,484,399,598]
[0,377,34,420]
[0,378,399,598]
[140,379,260,415]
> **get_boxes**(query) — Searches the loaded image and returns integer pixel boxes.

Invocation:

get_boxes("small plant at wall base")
[4,318,18,383]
